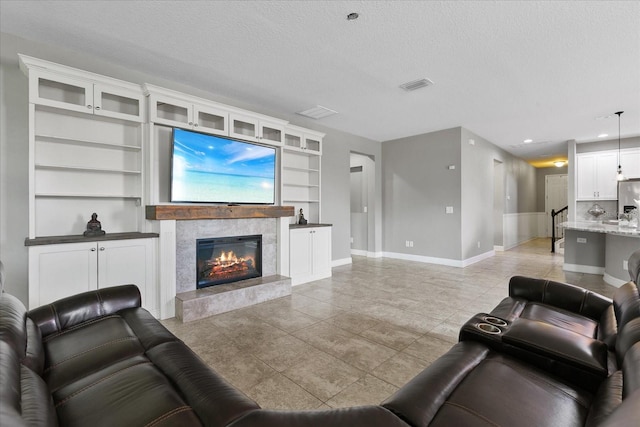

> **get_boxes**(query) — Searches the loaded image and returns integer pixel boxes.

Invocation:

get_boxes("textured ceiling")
[1,1,639,166]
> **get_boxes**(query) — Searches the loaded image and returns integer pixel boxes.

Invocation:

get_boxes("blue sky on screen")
[173,128,275,178]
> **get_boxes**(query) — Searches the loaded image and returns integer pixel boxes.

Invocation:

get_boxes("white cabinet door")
[596,152,618,199]
[290,229,313,285]
[29,70,94,115]
[620,149,640,179]
[28,242,98,309]
[289,226,332,286]
[577,151,619,200]
[193,104,228,136]
[98,239,156,313]
[312,227,332,279]
[94,83,145,122]
[149,94,194,128]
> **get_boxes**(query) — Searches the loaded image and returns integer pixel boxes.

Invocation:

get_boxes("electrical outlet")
[350,237,354,244]
[477,241,481,248]
[405,240,410,247]
[577,237,587,244]
[446,206,454,214]
[410,241,414,247]
[623,260,629,270]
[363,206,368,213]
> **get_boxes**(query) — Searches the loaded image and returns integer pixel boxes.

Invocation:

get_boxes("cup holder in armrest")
[476,323,502,334]
[483,316,508,327]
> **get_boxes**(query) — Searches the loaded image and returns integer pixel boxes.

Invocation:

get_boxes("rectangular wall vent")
[399,78,434,92]
[296,105,338,120]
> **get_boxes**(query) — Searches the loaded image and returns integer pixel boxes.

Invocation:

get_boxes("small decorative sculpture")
[298,208,308,225]
[587,203,606,219]
[83,212,106,237]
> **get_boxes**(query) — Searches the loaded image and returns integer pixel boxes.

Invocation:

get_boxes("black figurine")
[298,208,308,225]
[83,212,106,237]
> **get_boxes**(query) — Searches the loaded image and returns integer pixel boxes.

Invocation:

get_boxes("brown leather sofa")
[1,250,639,426]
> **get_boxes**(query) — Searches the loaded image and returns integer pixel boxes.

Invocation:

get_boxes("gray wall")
[381,127,539,262]
[460,128,537,259]
[535,165,568,212]
[0,32,381,302]
[382,128,463,260]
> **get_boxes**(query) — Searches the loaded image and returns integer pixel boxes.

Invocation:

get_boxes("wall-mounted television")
[170,128,276,204]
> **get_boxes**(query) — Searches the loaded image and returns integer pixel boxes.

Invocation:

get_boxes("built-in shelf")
[35,164,141,174]
[35,134,141,151]
[283,166,320,173]
[25,231,159,246]
[283,199,320,203]
[146,205,295,220]
[283,183,320,189]
[35,193,142,199]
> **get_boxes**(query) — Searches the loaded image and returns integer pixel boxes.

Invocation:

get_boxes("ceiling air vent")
[399,78,434,92]
[296,105,338,120]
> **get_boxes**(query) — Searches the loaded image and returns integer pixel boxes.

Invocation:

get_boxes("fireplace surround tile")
[176,274,291,322]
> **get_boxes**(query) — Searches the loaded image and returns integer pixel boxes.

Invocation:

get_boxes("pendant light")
[615,111,626,181]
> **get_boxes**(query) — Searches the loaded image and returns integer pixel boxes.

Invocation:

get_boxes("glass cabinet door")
[30,71,94,114]
[149,95,193,128]
[94,84,144,122]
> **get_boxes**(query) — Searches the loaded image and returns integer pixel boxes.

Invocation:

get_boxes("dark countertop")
[25,232,160,246]
[289,223,332,229]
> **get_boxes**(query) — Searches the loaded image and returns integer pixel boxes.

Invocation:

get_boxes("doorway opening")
[350,152,375,256]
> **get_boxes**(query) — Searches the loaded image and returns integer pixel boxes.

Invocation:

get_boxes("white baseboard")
[350,249,367,256]
[603,273,628,288]
[368,251,383,258]
[332,257,352,267]
[563,263,605,275]
[461,250,495,267]
[494,245,505,252]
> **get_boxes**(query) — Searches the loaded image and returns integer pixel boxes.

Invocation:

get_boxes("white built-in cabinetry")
[20,55,158,314]
[27,238,156,316]
[20,55,331,316]
[576,148,640,200]
[289,226,332,286]
[620,149,640,179]
[576,151,619,200]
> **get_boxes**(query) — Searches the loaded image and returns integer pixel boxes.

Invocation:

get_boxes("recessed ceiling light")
[296,105,338,120]
[523,139,533,143]
[554,161,566,167]
[347,12,359,20]
[598,133,608,138]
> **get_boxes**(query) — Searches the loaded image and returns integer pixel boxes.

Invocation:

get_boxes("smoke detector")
[399,78,434,92]
[296,105,338,120]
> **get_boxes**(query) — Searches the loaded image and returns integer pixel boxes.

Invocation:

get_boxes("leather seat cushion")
[428,353,593,427]
[54,361,203,427]
[521,303,598,338]
[42,315,146,391]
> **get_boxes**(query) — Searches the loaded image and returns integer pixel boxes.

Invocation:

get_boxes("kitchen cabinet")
[576,151,618,200]
[28,237,157,315]
[289,226,331,286]
[620,148,640,179]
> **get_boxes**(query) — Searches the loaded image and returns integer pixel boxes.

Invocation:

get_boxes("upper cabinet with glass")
[229,113,286,146]
[145,85,229,136]
[20,56,145,123]
[284,124,323,155]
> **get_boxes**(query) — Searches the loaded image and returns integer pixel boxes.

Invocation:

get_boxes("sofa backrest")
[628,249,640,286]
[0,291,58,426]
[612,280,640,336]
[28,285,141,338]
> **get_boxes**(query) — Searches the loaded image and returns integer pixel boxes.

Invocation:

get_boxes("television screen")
[171,128,276,204]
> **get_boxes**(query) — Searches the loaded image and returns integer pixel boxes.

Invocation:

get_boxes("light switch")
[446,206,454,214]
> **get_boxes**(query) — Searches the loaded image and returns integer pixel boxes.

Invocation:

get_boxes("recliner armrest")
[509,276,612,321]
[28,285,142,338]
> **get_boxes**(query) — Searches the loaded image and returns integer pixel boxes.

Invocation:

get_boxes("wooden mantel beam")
[146,205,295,221]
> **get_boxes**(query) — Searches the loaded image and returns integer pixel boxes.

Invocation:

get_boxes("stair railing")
[551,206,568,253]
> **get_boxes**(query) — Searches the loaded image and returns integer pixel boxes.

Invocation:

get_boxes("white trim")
[461,250,495,267]
[494,245,505,252]
[563,263,605,275]
[332,257,353,267]
[603,273,629,288]
[383,252,465,268]
[350,249,368,256]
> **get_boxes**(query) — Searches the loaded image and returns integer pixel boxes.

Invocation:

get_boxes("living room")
[1,2,640,426]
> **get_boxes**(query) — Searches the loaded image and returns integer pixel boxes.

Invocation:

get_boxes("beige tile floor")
[162,238,616,411]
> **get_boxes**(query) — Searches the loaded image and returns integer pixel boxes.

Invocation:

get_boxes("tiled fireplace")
[146,205,294,322]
